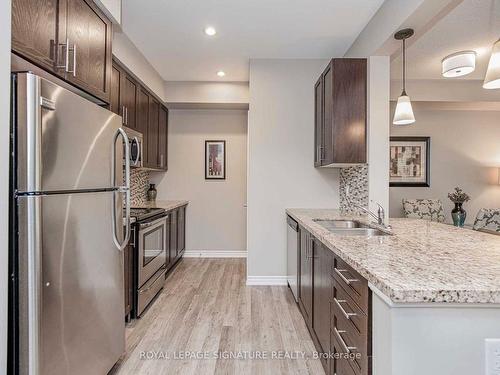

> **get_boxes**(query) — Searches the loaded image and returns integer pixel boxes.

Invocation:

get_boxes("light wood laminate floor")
[111,258,325,375]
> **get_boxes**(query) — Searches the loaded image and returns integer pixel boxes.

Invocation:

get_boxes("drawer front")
[332,256,368,313]
[137,267,165,317]
[331,281,368,336]
[332,301,368,373]
[330,334,359,375]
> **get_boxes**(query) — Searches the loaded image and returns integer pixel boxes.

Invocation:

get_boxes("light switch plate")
[486,339,500,375]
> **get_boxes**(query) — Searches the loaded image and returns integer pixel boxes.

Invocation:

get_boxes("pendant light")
[393,28,415,125]
[483,38,500,89]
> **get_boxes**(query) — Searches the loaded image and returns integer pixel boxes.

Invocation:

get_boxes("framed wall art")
[389,136,430,187]
[205,140,226,180]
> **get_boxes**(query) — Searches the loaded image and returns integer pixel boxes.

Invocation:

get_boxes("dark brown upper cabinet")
[110,60,138,129]
[137,87,150,164]
[110,60,168,171]
[110,63,123,116]
[147,98,160,168]
[158,106,169,171]
[12,0,113,103]
[314,58,367,166]
[12,0,59,73]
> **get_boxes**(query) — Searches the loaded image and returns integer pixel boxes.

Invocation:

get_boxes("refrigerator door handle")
[111,127,130,251]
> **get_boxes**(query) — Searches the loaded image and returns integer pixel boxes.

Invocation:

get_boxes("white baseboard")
[246,276,288,286]
[183,250,247,258]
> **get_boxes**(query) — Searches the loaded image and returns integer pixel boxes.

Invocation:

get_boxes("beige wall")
[112,30,167,101]
[164,81,249,107]
[151,109,248,253]
[1,1,11,372]
[247,59,340,280]
[389,104,500,224]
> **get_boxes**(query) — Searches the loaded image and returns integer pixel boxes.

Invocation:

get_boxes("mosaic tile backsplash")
[130,169,150,207]
[339,165,368,214]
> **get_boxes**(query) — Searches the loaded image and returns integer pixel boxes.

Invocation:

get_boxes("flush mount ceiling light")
[393,28,416,125]
[441,51,476,77]
[217,71,225,77]
[483,38,500,89]
[204,26,217,36]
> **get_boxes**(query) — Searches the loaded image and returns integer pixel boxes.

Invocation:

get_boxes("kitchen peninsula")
[286,208,500,375]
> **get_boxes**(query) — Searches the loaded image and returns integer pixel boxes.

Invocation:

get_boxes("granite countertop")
[135,200,189,211]
[286,208,500,304]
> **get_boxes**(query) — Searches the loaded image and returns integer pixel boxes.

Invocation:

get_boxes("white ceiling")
[122,0,385,82]
[391,0,500,81]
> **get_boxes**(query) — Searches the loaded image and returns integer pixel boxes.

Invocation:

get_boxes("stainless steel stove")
[129,207,168,317]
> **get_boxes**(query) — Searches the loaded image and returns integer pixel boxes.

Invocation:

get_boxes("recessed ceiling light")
[442,51,476,78]
[204,26,216,36]
[217,71,226,77]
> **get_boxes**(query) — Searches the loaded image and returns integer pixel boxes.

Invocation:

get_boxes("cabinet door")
[313,241,332,356]
[123,235,134,319]
[169,209,178,262]
[137,87,150,165]
[110,63,123,117]
[158,106,168,170]
[314,77,323,167]
[147,98,160,168]
[322,62,334,165]
[299,229,313,326]
[64,0,112,103]
[332,59,367,164]
[122,74,138,130]
[177,206,185,255]
[12,0,60,73]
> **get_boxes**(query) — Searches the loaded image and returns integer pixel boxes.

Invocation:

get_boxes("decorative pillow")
[402,199,446,223]
[473,209,500,232]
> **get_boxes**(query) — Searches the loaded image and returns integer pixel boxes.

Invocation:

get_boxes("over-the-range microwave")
[123,126,143,168]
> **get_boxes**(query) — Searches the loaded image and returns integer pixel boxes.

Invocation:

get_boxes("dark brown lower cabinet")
[296,226,371,375]
[299,228,313,327]
[177,206,186,256]
[312,240,332,367]
[169,209,178,264]
[124,228,135,321]
[165,205,187,276]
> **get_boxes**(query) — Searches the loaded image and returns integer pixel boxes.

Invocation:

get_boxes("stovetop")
[129,207,166,221]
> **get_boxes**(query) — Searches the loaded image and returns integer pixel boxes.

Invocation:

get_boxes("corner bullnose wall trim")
[183,250,247,258]
[246,276,288,286]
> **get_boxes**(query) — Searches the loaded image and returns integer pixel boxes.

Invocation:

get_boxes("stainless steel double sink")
[313,219,391,236]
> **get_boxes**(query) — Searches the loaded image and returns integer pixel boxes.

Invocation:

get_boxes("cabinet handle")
[334,268,358,285]
[160,154,164,167]
[122,106,126,125]
[67,43,77,77]
[125,107,129,125]
[333,327,357,354]
[56,38,70,72]
[333,298,357,320]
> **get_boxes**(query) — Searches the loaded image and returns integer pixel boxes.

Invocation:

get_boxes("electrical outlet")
[486,339,500,375]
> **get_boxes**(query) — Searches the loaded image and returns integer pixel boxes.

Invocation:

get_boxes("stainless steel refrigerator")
[11,73,131,375]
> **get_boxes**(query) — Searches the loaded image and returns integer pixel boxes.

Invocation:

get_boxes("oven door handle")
[138,216,167,230]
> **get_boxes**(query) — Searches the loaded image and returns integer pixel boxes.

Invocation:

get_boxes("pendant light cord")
[402,38,406,94]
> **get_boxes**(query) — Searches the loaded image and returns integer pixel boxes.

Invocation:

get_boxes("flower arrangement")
[447,187,470,204]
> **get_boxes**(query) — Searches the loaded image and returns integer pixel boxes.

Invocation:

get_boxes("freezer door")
[16,73,123,193]
[18,192,125,375]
